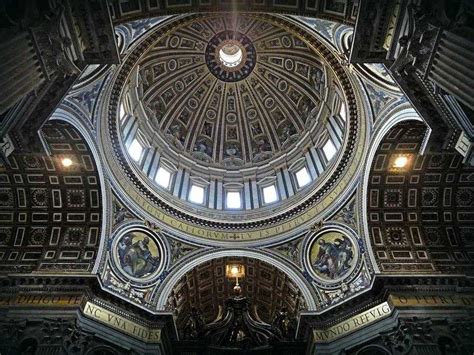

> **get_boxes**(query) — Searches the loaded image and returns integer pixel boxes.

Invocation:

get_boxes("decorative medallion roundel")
[205,31,256,82]
[307,230,357,283]
[113,228,166,282]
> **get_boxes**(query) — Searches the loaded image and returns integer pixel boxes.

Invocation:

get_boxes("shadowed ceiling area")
[368,121,474,275]
[0,120,102,274]
[167,256,307,336]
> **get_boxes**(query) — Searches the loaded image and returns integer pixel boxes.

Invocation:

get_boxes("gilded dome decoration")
[206,31,255,80]
[102,13,367,239]
[131,15,326,170]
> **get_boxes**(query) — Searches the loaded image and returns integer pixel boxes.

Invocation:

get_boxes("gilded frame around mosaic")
[303,225,362,288]
[110,225,168,285]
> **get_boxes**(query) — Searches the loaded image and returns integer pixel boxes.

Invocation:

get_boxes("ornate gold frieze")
[311,292,474,343]
[313,301,392,343]
[82,301,162,343]
[389,293,474,308]
[0,293,83,307]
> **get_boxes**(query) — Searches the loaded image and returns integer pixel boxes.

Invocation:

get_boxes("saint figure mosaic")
[117,231,161,278]
[309,231,355,281]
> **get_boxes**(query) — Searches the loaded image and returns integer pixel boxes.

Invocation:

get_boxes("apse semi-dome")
[100,13,367,243]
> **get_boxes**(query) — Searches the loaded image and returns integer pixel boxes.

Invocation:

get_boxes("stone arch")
[156,249,318,311]
[51,105,111,273]
[360,106,423,272]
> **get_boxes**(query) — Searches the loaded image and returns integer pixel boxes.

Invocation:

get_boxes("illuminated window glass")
[219,44,243,68]
[323,139,337,161]
[263,185,278,204]
[155,167,171,189]
[226,191,242,209]
[120,103,126,120]
[189,185,205,204]
[339,103,346,121]
[295,167,311,187]
[128,139,143,162]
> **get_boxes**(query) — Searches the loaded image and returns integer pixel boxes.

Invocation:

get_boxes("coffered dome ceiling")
[101,13,367,243]
[132,15,327,170]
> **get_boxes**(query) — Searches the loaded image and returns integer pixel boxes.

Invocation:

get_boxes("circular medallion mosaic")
[205,31,256,82]
[114,229,165,280]
[308,230,357,282]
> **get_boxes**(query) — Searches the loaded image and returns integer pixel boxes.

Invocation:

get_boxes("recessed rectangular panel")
[14,228,25,246]
[50,143,72,151]
[410,227,422,245]
[371,227,383,245]
[386,176,405,184]
[59,251,80,259]
[274,0,298,8]
[64,176,83,184]
[391,251,412,259]
[32,213,48,222]
[167,0,192,7]
[90,190,100,208]
[50,227,61,245]
[17,188,26,207]
[384,212,403,222]
[0,212,13,223]
[27,175,45,183]
[67,213,86,222]
[52,189,62,208]
[88,227,99,246]
[81,155,94,171]
[421,212,438,222]
[431,252,451,261]
[22,252,42,261]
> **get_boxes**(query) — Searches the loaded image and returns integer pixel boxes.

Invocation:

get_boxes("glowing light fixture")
[393,156,408,168]
[226,264,245,279]
[219,43,243,68]
[226,264,245,293]
[61,158,73,167]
